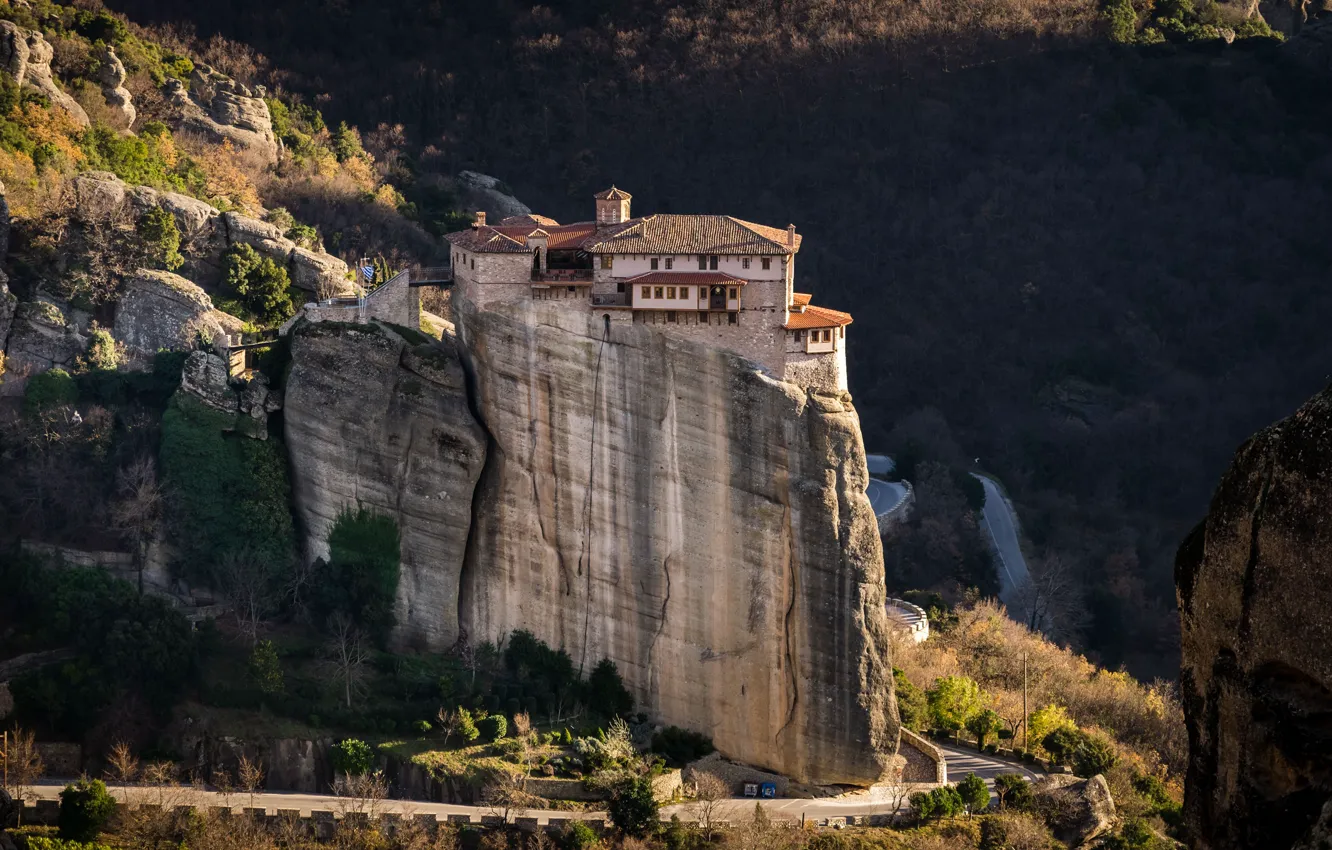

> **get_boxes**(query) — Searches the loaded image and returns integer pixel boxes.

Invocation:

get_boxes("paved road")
[934,742,1041,786]
[970,473,1030,606]
[866,478,908,515]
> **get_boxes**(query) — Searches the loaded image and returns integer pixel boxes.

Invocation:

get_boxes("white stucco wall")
[606,253,788,281]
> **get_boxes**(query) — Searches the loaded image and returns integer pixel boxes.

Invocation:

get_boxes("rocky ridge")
[1177,384,1332,849]
[165,63,279,165]
[0,21,89,127]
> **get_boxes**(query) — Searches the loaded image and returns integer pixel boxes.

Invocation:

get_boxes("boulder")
[164,63,277,165]
[97,44,134,130]
[159,191,223,242]
[457,171,533,220]
[72,171,130,223]
[223,211,296,257]
[1033,774,1117,848]
[290,245,355,297]
[179,350,238,414]
[0,22,89,127]
[1178,385,1332,850]
[113,269,244,360]
[1,301,85,395]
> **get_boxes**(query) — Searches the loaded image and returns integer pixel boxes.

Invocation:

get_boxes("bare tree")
[1015,552,1084,640]
[481,769,535,824]
[512,712,535,776]
[2,727,45,825]
[237,753,265,810]
[326,614,369,710]
[217,546,278,646]
[105,740,140,803]
[691,771,729,833]
[109,456,163,592]
[332,770,389,819]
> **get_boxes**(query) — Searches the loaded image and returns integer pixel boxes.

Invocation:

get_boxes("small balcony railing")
[532,268,594,283]
[591,292,629,307]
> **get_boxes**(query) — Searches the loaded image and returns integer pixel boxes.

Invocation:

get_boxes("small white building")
[445,187,853,392]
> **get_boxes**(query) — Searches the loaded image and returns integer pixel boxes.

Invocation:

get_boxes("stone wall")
[783,348,847,393]
[363,272,421,328]
[454,292,896,786]
[898,728,946,784]
[525,770,681,803]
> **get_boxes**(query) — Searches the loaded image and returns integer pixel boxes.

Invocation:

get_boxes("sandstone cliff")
[283,322,489,652]
[453,295,897,786]
[1177,385,1332,850]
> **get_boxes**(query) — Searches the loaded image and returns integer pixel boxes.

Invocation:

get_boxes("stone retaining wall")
[899,728,946,784]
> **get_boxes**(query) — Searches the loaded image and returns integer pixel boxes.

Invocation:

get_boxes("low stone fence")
[885,598,930,644]
[899,729,946,785]
[875,479,914,535]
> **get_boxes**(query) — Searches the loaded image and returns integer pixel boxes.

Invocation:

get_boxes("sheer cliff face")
[284,323,488,652]
[454,296,897,786]
[1177,386,1332,850]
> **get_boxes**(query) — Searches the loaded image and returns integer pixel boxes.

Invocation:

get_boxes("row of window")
[791,328,842,342]
[453,250,476,271]
[639,285,739,301]
[639,310,739,325]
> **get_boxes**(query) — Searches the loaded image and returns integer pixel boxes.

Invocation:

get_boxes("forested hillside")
[102,0,1332,677]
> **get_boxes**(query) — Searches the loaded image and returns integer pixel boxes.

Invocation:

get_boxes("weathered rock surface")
[284,322,489,652]
[97,45,135,130]
[1,301,84,394]
[0,280,15,354]
[1178,385,1332,850]
[164,63,278,165]
[70,172,356,297]
[453,295,897,785]
[180,350,238,414]
[1034,774,1117,848]
[457,171,532,220]
[0,22,89,127]
[0,177,10,262]
[113,269,243,360]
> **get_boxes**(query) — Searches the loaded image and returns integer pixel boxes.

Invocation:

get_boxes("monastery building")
[444,187,853,392]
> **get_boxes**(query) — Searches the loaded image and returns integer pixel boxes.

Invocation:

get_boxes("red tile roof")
[545,223,598,250]
[791,292,812,308]
[594,186,632,200]
[499,214,561,227]
[624,271,745,285]
[444,225,531,253]
[583,214,799,255]
[784,304,853,329]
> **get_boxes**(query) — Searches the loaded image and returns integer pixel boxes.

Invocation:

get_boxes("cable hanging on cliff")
[577,314,612,678]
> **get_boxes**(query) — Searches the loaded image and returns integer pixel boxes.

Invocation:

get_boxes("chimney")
[473,211,487,229]
[787,224,796,247]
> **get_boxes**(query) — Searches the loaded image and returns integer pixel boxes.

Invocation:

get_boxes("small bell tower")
[594,186,632,226]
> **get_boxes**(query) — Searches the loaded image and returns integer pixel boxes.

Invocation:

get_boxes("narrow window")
[824,329,832,341]
[761,258,771,270]
[840,326,845,338]
[742,258,751,269]
[667,311,676,323]
[665,258,674,270]
[654,286,664,299]
[600,255,613,270]
[667,286,676,299]
[651,258,659,270]
[642,286,651,300]
[567,286,575,293]
[680,286,689,299]
[699,311,708,322]
[795,330,804,341]
[698,255,707,270]
[709,256,719,270]
[471,258,475,270]
[728,287,737,300]
[617,282,625,293]
[728,311,738,325]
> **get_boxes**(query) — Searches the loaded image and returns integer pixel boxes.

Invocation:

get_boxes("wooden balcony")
[532,269,593,283]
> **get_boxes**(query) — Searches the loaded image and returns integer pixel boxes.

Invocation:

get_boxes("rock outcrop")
[456,171,533,220]
[70,172,356,297]
[1034,774,1118,848]
[1178,385,1332,850]
[97,45,135,130]
[0,22,89,127]
[113,269,244,360]
[164,64,278,165]
[178,350,281,438]
[284,322,489,652]
[452,295,896,785]
[1,301,85,394]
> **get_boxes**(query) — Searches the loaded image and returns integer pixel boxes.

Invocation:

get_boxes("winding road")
[970,473,1030,606]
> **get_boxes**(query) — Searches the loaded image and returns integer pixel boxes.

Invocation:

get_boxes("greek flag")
[361,265,375,281]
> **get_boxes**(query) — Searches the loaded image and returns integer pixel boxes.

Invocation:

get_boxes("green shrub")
[650,726,715,767]
[910,784,965,820]
[309,507,401,644]
[456,706,480,742]
[19,837,114,850]
[248,640,284,696]
[136,206,184,271]
[993,773,1033,811]
[958,772,990,814]
[58,779,116,842]
[1042,727,1118,777]
[585,658,634,718]
[24,368,78,413]
[928,675,987,734]
[331,738,373,776]
[893,668,929,732]
[608,776,658,837]
[285,223,320,250]
[562,820,599,850]
[480,713,508,742]
[220,244,295,327]
[966,708,1003,749]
